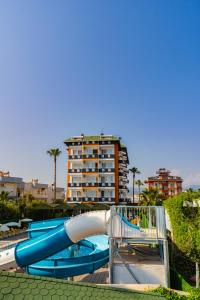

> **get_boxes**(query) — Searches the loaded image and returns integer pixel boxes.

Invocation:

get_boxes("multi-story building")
[24,179,49,200]
[0,172,65,202]
[47,185,65,203]
[0,171,24,198]
[24,179,65,203]
[145,168,183,198]
[64,134,129,204]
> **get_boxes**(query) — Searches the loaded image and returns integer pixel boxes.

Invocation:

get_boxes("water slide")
[15,210,144,278]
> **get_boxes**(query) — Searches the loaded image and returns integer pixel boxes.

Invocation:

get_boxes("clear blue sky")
[0,1,200,188]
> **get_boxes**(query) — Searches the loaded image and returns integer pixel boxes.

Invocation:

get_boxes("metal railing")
[110,206,166,240]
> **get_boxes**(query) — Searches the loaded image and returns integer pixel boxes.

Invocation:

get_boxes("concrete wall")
[113,263,166,285]
[0,184,17,197]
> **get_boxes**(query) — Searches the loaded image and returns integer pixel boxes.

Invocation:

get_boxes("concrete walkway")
[0,232,27,249]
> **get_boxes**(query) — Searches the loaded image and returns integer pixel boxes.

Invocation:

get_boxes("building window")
[71,162,82,169]
[73,149,82,155]
[84,162,96,168]
[85,190,97,197]
[101,162,114,168]
[101,190,114,197]
[72,176,81,183]
[84,176,96,183]
[101,175,114,183]
[72,190,81,197]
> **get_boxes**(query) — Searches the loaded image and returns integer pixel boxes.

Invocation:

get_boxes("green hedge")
[152,287,200,300]
[170,269,193,292]
[164,191,200,289]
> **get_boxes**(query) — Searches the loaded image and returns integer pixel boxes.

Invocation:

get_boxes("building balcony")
[99,168,115,173]
[67,139,117,147]
[69,153,115,160]
[82,154,99,159]
[119,198,128,202]
[69,167,115,173]
[68,155,83,160]
[99,154,115,159]
[82,182,98,187]
[68,182,82,187]
[119,172,128,178]
[69,168,83,173]
[82,168,99,173]
[99,182,115,187]
[68,182,115,188]
[99,197,115,202]
[67,197,115,202]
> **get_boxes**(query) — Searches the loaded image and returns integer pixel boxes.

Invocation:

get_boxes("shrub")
[164,191,200,289]
[152,287,187,300]
[188,288,200,300]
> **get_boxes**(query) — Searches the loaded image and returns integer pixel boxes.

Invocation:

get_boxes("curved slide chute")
[15,210,144,278]
[15,210,110,268]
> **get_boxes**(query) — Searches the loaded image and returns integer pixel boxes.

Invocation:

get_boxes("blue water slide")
[28,217,69,238]
[15,211,141,278]
[119,214,140,230]
[15,222,74,267]
[15,212,110,277]
[26,235,109,278]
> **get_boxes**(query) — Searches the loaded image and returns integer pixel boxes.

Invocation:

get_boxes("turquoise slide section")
[15,217,109,278]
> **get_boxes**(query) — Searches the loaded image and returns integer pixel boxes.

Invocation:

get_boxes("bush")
[152,287,187,300]
[0,201,19,222]
[152,287,200,300]
[164,191,200,288]
[188,288,200,300]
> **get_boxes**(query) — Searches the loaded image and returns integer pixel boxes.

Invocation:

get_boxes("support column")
[163,239,170,288]
[109,238,115,284]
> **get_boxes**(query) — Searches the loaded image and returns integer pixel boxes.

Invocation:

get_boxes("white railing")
[110,206,166,240]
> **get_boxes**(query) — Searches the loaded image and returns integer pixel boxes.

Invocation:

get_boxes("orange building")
[145,168,183,198]
[64,134,129,204]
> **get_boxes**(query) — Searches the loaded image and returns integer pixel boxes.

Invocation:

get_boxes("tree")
[135,180,144,202]
[129,167,140,203]
[0,191,9,202]
[139,187,163,206]
[47,148,62,203]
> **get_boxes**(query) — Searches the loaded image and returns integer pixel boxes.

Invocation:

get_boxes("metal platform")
[109,206,170,287]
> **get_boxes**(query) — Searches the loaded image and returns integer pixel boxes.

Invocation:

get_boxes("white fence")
[110,206,166,240]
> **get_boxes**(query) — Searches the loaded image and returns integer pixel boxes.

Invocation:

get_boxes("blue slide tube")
[15,223,73,267]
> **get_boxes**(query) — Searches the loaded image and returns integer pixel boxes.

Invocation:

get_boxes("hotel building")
[24,179,65,203]
[64,134,129,204]
[0,171,24,198]
[0,172,65,202]
[145,168,183,198]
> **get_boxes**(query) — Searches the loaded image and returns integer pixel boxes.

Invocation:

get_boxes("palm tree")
[129,167,140,203]
[139,187,163,206]
[135,180,144,202]
[47,148,62,203]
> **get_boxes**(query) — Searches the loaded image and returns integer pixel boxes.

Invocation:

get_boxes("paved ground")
[0,232,27,268]
[0,232,27,249]
[0,260,19,271]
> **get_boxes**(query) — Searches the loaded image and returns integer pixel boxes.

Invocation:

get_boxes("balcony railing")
[99,182,115,187]
[67,197,115,202]
[68,182,115,187]
[99,168,115,173]
[68,155,83,159]
[99,154,115,159]
[69,154,115,160]
[69,168,115,173]
[110,206,166,240]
